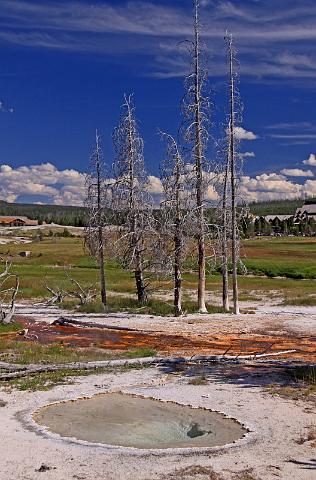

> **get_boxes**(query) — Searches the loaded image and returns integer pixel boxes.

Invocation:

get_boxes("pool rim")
[25,390,256,456]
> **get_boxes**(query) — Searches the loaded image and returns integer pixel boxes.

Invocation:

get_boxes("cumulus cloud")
[303,153,316,166]
[1,162,315,207]
[239,172,303,202]
[280,168,314,177]
[0,162,85,206]
[302,179,316,197]
[206,185,219,201]
[234,127,258,140]
[146,175,164,194]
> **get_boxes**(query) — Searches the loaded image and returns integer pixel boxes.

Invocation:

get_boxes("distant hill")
[0,201,87,227]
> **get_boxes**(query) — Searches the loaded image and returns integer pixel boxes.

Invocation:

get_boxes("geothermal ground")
[0,303,315,480]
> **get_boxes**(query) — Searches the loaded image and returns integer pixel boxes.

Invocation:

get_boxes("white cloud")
[270,134,316,140]
[0,162,314,207]
[206,185,219,201]
[303,153,316,166]
[302,180,316,197]
[4,1,316,83]
[267,122,313,130]
[234,127,257,140]
[239,151,255,159]
[146,175,164,194]
[280,168,314,177]
[0,162,85,206]
[239,172,302,202]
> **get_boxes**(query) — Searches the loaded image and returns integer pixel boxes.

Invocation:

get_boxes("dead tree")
[112,94,153,303]
[84,130,108,309]
[160,133,188,316]
[226,33,242,315]
[221,144,230,312]
[182,0,211,313]
[0,259,19,324]
[42,282,66,306]
[41,271,97,307]
[64,270,97,305]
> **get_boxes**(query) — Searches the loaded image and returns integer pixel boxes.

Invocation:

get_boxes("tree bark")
[126,100,148,304]
[98,225,107,307]
[194,2,207,313]
[134,248,147,303]
[174,218,182,317]
[95,132,107,309]
[222,152,230,312]
[228,38,239,315]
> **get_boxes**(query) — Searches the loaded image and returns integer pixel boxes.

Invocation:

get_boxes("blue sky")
[1,0,316,205]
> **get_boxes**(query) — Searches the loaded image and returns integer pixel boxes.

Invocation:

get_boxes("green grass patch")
[282,296,316,306]
[244,259,316,279]
[1,363,149,391]
[124,347,156,358]
[0,235,315,305]
[243,237,316,279]
[9,370,81,391]
[0,322,23,334]
[287,365,316,385]
[238,293,259,302]
[0,337,157,365]
[267,366,316,403]
[77,297,226,316]
[0,341,115,365]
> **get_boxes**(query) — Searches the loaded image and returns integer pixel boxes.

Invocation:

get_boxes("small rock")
[36,464,56,473]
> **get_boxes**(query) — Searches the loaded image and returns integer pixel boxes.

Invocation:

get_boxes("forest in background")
[0,198,309,227]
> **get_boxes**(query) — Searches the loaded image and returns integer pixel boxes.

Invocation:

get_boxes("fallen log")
[0,362,28,371]
[52,316,145,333]
[0,350,297,381]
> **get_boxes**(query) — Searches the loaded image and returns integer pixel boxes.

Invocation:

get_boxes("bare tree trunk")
[174,219,182,316]
[174,171,182,316]
[84,130,108,309]
[0,275,19,324]
[98,224,106,307]
[160,132,184,317]
[134,248,147,303]
[228,37,239,315]
[125,100,148,303]
[95,131,107,308]
[222,150,230,312]
[194,1,207,313]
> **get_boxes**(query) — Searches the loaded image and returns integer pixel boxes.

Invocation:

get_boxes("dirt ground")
[1,365,315,480]
[14,302,316,361]
[0,303,315,480]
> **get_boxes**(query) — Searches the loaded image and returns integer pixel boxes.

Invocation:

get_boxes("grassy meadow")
[0,231,315,308]
[242,237,316,279]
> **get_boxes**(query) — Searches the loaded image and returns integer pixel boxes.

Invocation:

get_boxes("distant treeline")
[0,198,311,227]
[248,199,302,216]
[0,201,87,227]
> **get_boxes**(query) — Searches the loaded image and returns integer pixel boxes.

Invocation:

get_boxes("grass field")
[242,237,316,279]
[0,233,315,307]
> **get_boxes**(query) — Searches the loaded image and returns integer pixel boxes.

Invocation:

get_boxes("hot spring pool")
[33,393,246,449]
